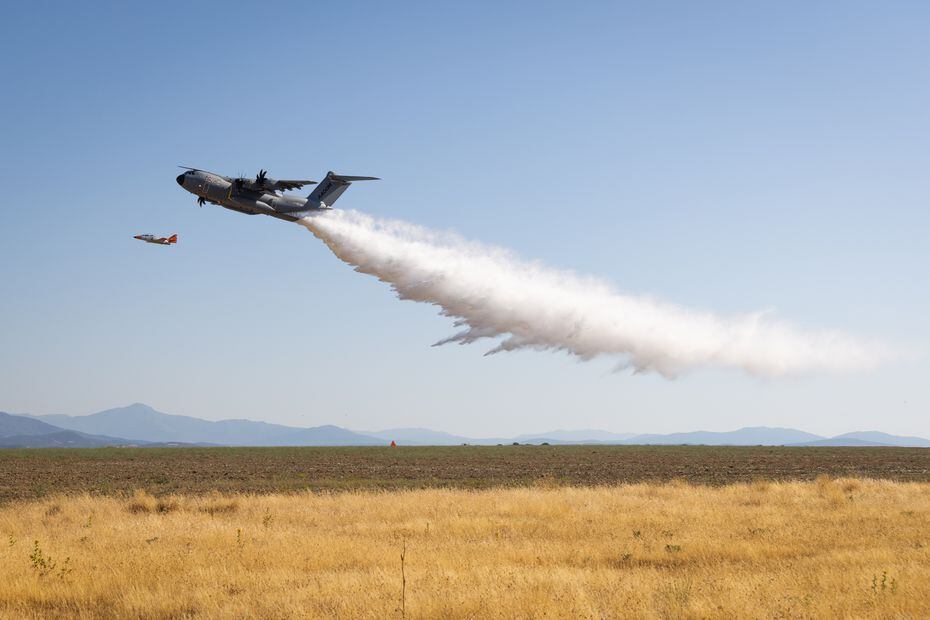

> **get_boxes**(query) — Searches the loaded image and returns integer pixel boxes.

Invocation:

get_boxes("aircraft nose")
[176,174,185,186]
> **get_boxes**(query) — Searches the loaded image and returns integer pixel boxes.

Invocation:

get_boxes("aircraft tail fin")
[168,234,178,244]
[306,171,378,209]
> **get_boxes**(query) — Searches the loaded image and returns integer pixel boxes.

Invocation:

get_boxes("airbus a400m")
[176,167,378,222]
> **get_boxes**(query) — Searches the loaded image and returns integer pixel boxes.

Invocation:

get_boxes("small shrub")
[30,541,54,574]
[871,570,898,594]
[30,540,72,579]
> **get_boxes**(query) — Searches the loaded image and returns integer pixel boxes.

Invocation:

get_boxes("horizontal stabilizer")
[306,171,379,209]
[330,174,380,182]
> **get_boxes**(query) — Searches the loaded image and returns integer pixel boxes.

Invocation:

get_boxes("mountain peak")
[120,403,158,413]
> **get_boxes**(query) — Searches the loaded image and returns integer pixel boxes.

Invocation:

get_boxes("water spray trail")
[299,210,887,378]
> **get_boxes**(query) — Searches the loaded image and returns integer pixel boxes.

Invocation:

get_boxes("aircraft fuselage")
[134,234,176,245]
[177,171,316,222]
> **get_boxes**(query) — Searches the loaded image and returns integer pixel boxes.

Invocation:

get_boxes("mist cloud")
[299,210,887,378]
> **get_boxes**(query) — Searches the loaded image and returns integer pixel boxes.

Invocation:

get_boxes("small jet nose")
[176,174,185,186]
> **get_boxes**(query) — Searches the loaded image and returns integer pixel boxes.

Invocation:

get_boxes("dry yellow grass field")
[1,478,928,618]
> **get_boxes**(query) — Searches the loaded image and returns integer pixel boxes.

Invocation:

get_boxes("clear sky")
[1,2,927,436]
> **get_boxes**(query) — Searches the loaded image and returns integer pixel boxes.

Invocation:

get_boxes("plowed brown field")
[2,445,929,503]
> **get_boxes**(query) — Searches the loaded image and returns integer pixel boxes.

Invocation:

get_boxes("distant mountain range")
[0,411,144,448]
[20,404,382,447]
[627,427,824,446]
[1,403,928,448]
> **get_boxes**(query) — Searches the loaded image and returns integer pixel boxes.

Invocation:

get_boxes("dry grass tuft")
[842,478,862,494]
[42,504,61,518]
[125,490,157,514]
[0,480,928,618]
[533,473,563,489]
[155,498,180,514]
[815,472,834,492]
[196,492,239,516]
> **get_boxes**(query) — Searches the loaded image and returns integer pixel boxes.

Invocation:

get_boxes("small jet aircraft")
[134,233,178,246]
[176,167,378,222]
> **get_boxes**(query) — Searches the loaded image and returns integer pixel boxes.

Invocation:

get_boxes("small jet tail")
[168,234,178,244]
[306,171,378,209]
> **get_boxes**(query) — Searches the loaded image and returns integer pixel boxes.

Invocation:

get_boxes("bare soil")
[1,445,929,503]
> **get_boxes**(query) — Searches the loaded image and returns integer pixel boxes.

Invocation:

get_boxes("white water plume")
[299,210,886,378]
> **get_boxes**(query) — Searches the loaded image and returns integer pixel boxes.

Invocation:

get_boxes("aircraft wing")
[270,179,317,191]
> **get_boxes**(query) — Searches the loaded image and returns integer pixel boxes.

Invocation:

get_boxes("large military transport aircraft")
[176,167,378,222]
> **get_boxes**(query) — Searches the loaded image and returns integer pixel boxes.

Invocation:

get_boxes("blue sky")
[1,2,927,436]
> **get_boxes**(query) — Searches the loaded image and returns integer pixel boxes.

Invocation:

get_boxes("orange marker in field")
[390,440,397,447]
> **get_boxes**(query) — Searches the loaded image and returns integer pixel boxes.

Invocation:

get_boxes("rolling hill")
[0,411,142,448]
[29,403,384,446]
[0,411,65,438]
[624,426,824,446]
[831,431,930,448]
